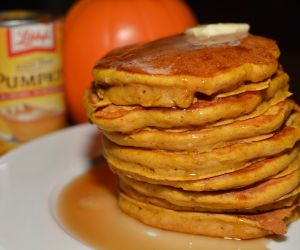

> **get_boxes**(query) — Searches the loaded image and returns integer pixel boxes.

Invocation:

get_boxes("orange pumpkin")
[63,0,197,123]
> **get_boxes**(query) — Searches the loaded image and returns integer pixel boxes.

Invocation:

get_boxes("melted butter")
[185,23,250,47]
[57,163,269,250]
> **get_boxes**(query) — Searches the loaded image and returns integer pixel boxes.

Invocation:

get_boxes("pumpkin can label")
[0,11,66,154]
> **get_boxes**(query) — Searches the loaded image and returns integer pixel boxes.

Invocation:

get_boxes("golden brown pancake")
[103,100,294,151]
[93,34,279,109]
[120,180,300,214]
[88,92,263,133]
[112,146,300,191]
[119,168,300,211]
[104,114,300,181]
[278,185,300,202]
[86,71,289,133]
[93,73,270,108]
[274,155,300,178]
[119,193,300,239]
[214,70,291,126]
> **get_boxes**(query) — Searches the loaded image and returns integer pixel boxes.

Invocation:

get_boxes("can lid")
[0,10,53,27]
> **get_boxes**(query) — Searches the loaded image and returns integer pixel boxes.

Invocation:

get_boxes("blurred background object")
[1,0,299,122]
[0,10,66,155]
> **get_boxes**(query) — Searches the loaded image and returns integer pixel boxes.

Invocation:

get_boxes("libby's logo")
[7,23,55,56]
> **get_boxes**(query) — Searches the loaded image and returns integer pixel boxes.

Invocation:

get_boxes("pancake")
[119,193,300,239]
[93,72,270,108]
[104,114,300,181]
[88,92,263,133]
[86,71,289,133]
[213,70,291,126]
[85,24,300,239]
[273,154,300,178]
[120,180,300,214]
[278,185,300,202]
[111,146,300,191]
[103,100,294,151]
[93,34,279,109]
[119,167,300,211]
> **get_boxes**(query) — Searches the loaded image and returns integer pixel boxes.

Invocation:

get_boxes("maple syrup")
[57,163,269,250]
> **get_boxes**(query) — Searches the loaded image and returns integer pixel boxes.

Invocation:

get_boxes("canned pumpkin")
[0,10,66,154]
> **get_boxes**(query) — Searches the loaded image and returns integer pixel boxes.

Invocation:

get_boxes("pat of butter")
[185,23,250,38]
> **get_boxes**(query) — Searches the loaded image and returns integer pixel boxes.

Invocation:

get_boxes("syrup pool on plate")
[57,162,269,250]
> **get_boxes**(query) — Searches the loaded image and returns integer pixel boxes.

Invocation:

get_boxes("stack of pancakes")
[85,24,300,239]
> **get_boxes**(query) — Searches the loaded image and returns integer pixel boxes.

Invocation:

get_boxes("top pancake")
[93,34,279,97]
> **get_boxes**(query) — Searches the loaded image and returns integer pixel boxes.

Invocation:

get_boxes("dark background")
[1,0,299,100]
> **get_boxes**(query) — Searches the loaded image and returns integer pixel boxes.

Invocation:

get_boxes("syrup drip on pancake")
[95,34,278,78]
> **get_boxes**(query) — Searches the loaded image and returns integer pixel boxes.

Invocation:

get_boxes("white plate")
[0,124,299,250]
